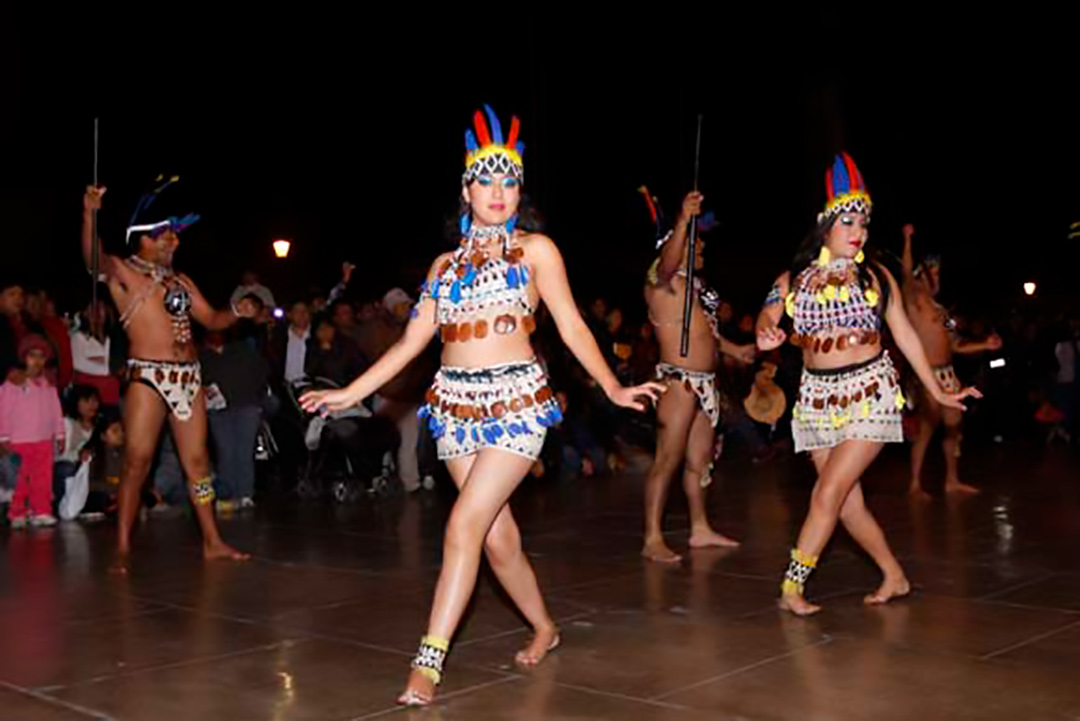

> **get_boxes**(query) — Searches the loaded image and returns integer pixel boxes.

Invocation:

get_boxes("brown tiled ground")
[2,444,1078,719]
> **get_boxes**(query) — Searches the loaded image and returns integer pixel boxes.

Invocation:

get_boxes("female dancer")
[756,153,979,616]
[300,105,663,705]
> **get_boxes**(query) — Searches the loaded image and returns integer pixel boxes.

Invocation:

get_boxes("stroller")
[285,378,400,502]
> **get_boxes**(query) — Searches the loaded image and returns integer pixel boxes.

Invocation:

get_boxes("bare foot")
[203,540,251,562]
[688,529,741,549]
[908,485,933,502]
[642,539,683,564]
[109,551,131,575]
[864,576,911,605]
[397,668,436,707]
[944,480,980,495]
[778,592,822,617]
[515,625,560,666]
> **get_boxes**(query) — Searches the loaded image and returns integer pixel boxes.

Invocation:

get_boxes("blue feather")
[506,267,520,289]
[465,129,479,152]
[450,281,462,304]
[484,104,504,145]
[456,427,466,444]
[832,154,851,196]
[516,141,526,156]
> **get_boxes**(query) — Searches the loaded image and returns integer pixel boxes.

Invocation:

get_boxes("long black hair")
[789,214,892,315]
[446,190,545,242]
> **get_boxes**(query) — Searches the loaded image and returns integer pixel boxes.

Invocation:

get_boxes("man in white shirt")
[284,301,312,384]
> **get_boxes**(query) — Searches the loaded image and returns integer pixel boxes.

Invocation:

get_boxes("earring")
[505,214,519,235]
[459,212,471,237]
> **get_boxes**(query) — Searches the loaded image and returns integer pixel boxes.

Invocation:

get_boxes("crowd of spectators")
[2,262,1078,529]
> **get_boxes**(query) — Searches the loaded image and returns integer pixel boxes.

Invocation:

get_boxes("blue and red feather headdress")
[819,152,872,223]
[464,105,524,183]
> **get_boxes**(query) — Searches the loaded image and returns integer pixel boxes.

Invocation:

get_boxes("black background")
[3,20,1077,323]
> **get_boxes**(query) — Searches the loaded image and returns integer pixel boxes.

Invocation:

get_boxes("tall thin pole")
[679,114,704,358]
[90,118,100,322]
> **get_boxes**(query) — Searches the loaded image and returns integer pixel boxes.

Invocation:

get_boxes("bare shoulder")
[517,232,559,261]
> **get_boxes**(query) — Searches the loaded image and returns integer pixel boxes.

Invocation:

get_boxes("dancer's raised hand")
[83,185,106,211]
[678,191,704,225]
[608,382,666,412]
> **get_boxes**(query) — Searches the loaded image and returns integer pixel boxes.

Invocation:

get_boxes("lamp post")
[1023,282,1036,296]
[273,239,292,259]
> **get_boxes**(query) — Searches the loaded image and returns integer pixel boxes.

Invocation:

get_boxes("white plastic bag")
[58,460,91,521]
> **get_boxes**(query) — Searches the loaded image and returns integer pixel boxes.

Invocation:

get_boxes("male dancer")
[82,181,251,569]
[902,223,1001,498]
[642,191,755,563]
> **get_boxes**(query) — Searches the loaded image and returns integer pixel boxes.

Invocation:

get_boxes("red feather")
[473,110,491,147]
[638,186,658,224]
[506,116,520,150]
[825,168,835,203]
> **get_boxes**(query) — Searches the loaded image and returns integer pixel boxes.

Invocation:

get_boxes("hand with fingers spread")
[607,381,666,412]
[935,386,982,411]
[299,387,360,415]
[756,325,787,352]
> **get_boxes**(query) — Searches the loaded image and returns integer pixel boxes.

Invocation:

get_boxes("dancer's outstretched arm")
[756,272,790,351]
[879,265,980,410]
[177,274,251,330]
[300,254,447,413]
[529,236,663,411]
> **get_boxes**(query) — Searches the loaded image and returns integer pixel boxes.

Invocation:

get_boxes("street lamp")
[273,239,292,259]
[1023,282,1036,296]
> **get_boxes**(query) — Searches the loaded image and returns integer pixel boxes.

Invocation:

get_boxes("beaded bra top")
[789,258,881,338]
[420,225,536,342]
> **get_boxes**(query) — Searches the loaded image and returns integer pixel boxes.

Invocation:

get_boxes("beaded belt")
[440,314,537,342]
[425,385,555,421]
[789,329,880,353]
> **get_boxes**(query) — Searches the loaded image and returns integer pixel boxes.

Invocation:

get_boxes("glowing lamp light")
[1023,282,1036,296]
[273,239,292,258]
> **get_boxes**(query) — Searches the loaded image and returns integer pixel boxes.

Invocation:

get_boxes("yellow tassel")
[895,390,907,410]
[839,286,850,303]
[785,292,796,318]
[817,246,831,267]
[791,548,818,567]
[865,289,879,307]
[815,291,827,305]
[823,285,836,300]
[855,249,865,264]
[861,401,871,419]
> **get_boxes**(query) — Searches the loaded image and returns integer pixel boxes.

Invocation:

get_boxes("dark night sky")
[3,23,1077,324]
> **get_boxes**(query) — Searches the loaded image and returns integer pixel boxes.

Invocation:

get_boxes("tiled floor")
[2,443,1079,720]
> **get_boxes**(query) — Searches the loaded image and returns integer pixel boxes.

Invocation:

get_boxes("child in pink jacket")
[0,335,65,528]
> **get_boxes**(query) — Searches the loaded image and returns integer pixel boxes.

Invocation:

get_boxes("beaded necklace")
[422,225,535,342]
[121,255,193,351]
